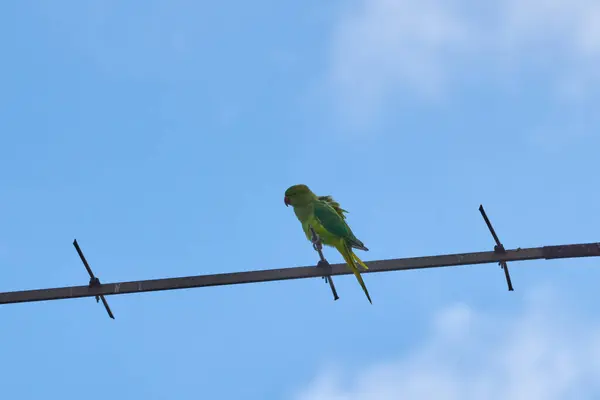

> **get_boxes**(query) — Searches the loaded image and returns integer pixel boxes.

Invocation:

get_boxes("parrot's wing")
[317,195,349,220]
[313,200,368,251]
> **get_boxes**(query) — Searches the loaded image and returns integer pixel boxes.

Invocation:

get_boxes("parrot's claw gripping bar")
[73,239,115,319]
[309,226,340,301]
[478,205,514,291]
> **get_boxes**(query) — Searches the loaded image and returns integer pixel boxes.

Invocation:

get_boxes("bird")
[284,184,372,303]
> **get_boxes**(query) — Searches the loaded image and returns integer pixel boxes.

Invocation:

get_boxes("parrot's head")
[284,184,315,207]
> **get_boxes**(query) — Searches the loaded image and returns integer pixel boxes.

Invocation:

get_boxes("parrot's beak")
[284,196,290,207]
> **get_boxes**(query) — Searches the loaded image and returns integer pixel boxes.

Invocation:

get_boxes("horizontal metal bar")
[1,242,599,305]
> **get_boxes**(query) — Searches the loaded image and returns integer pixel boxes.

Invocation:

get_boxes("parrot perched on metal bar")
[284,184,372,304]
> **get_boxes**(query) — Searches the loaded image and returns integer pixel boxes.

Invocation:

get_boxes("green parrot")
[284,184,372,304]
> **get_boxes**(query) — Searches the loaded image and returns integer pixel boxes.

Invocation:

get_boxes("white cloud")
[327,0,470,122]
[501,0,600,57]
[292,286,600,400]
[327,0,600,122]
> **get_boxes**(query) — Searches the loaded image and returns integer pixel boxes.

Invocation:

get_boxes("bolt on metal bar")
[0,242,599,307]
[479,205,514,291]
[73,239,115,319]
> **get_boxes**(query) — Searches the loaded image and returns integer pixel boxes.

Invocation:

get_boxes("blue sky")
[1,1,599,399]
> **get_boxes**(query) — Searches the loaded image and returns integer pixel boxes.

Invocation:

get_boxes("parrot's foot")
[311,239,323,252]
[309,227,323,251]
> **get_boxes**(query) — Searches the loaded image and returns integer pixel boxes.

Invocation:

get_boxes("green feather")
[317,195,349,219]
[313,200,368,251]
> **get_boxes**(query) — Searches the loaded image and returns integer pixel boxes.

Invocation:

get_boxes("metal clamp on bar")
[478,205,514,291]
[73,239,115,319]
[308,226,340,301]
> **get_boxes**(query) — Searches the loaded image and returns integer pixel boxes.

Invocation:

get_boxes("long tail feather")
[337,242,373,304]
[351,252,369,270]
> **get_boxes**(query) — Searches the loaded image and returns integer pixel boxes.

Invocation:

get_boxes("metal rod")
[72,239,115,319]
[500,261,513,291]
[309,226,339,301]
[0,242,598,306]
[73,239,96,280]
[479,205,502,246]
[479,205,514,291]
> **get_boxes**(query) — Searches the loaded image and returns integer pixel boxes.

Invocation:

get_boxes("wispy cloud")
[327,0,470,125]
[292,286,600,400]
[327,0,600,125]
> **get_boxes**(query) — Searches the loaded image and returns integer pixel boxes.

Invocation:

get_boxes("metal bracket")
[73,239,115,319]
[478,205,514,291]
[308,226,339,301]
